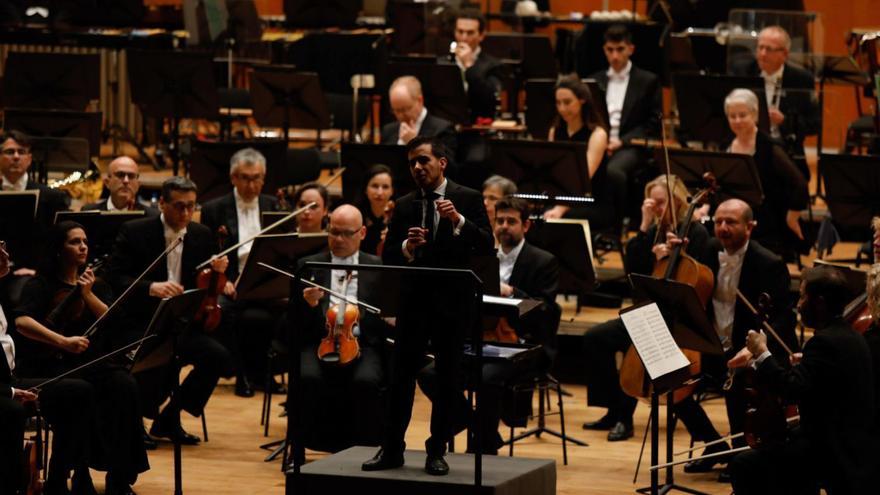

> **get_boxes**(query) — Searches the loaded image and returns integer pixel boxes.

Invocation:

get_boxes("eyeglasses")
[168,201,197,212]
[233,173,265,183]
[1,148,30,157]
[757,44,786,53]
[328,228,359,238]
[112,171,139,180]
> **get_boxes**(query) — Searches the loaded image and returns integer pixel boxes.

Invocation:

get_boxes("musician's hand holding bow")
[210,255,229,274]
[727,346,754,369]
[303,287,324,308]
[223,281,236,298]
[60,335,89,354]
[149,281,184,298]
[12,388,37,402]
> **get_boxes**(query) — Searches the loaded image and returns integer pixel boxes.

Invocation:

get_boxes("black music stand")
[54,211,146,259]
[127,50,220,176]
[283,0,361,28]
[260,212,295,234]
[0,191,39,269]
[188,138,287,203]
[249,66,331,143]
[820,153,880,241]
[524,78,608,140]
[660,148,764,207]
[489,139,591,197]
[385,59,471,125]
[526,219,597,306]
[286,262,486,486]
[2,52,100,111]
[627,275,723,495]
[339,143,411,204]
[234,233,328,301]
[672,74,770,147]
[129,289,207,495]
[482,33,558,116]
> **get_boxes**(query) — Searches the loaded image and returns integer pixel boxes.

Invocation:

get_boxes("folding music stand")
[260,212,295,233]
[385,59,471,125]
[249,66,331,143]
[339,143,411,204]
[820,153,880,241]
[188,138,287,203]
[488,139,591,197]
[627,275,724,495]
[526,219,597,306]
[481,33,558,116]
[129,288,206,495]
[282,0,361,29]
[1,52,100,111]
[234,233,328,301]
[54,211,146,259]
[659,148,764,208]
[127,50,220,176]
[672,73,770,147]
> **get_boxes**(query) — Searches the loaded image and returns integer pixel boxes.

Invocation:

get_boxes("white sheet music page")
[620,302,691,380]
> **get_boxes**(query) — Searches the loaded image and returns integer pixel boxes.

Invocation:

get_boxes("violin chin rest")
[320,353,341,364]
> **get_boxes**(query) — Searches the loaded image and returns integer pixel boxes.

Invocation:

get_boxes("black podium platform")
[287,446,556,495]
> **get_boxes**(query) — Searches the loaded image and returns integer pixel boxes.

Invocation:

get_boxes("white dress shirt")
[0,303,15,378]
[1,174,27,191]
[161,214,187,284]
[606,60,632,141]
[712,242,748,350]
[329,251,360,307]
[761,64,785,138]
[234,189,261,268]
[397,107,428,145]
[498,238,525,288]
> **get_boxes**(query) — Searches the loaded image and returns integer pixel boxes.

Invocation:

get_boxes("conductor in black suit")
[199,148,280,397]
[589,24,662,212]
[362,136,494,475]
[729,25,818,164]
[452,9,503,121]
[81,156,158,215]
[729,267,877,494]
[106,177,235,445]
[381,76,457,154]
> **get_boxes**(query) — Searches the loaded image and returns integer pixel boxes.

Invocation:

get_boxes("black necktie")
[421,191,440,241]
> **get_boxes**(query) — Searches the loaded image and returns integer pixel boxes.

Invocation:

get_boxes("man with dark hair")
[589,24,662,218]
[106,176,235,445]
[362,135,494,475]
[381,76,457,153]
[452,9,503,121]
[728,266,876,494]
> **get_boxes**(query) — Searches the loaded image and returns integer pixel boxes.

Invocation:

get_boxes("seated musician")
[481,174,517,224]
[728,266,876,494]
[589,24,662,211]
[723,88,808,256]
[418,196,560,455]
[862,262,880,429]
[290,204,386,454]
[0,130,70,307]
[13,221,148,495]
[451,9,503,122]
[543,75,621,232]
[381,76,457,154]
[82,156,158,215]
[729,25,819,163]
[199,147,280,398]
[105,176,235,446]
[289,182,329,234]
[583,175,710,442]
[357,164,395,256]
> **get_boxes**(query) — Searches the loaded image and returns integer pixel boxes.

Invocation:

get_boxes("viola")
[194,226,229,332]
[317,272,361,366]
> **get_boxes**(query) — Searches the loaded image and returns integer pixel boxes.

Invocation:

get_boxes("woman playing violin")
[14,221,148,495]
[291,181,330,234]
[358,164,395,255]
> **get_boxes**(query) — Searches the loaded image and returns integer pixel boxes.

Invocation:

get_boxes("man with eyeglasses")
[83,156,157,215]
[730,25,819,165]
[199,147,279,397]
[106,176,235,446]
[288,204,387,457]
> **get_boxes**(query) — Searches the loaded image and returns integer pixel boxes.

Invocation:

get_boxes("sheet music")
[620,303,691,380]
[483,294,523,307]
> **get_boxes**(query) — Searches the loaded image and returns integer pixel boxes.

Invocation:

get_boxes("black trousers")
[0,393,27,495]
[729,429,818,495]
[298,345,385,452]
[218,297,280,382]
[583,318,637,424]
[606,146,648,214]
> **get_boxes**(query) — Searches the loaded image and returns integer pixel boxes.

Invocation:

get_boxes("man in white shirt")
[380,76,456,153]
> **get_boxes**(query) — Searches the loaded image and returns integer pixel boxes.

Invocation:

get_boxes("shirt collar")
[234,188,258,209]
[160,213,187,240]
[414,107,428,131]
[432,178,448,198]
[607,60,632,80]
[1,174,27,191]
[498,238,525,261]
[331,251,359,266]
[761,64,785,82]
[719,241,749,264]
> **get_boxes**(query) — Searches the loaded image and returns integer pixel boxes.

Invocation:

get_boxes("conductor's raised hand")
[435,199,461,225]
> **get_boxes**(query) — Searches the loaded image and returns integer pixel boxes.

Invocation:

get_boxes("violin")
[374,199,395,256]
[619,174,717,404]
[317,272,361,366]
[45,256,108,329]
[484,317,519,344]
[194,226,229,332]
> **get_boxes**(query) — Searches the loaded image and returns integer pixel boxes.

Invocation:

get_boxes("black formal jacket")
[81,197,159,217]
[508,241,560,360]
[381,179,494,269]
[199,192,279,280]
[465,51,504,121]
[700,238,799,355]
[105,216,217,320]
[730,60,819,153]
[380,112,458,154]
[0,328,10,398]
[589,64,662,142]
[758,318,876,493]
[290,250,385,349]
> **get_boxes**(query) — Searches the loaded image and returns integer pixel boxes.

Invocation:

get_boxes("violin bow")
[257,261,381,314]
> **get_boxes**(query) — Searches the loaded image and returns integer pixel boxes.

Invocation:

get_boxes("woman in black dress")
[358,164,394,255]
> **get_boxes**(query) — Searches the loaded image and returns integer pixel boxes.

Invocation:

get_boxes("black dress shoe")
[683,441,731,473]
[105,474,137,495]
[71,467,97,495]
[361,448,404,471]
[717,466,731,483]
[253,378,286,394]
[149,419,200,445]
[234,376,255,398]
[424,455,449,476]
[143,431,158,451]
[582,414,617,431]
[607,421,634,442]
